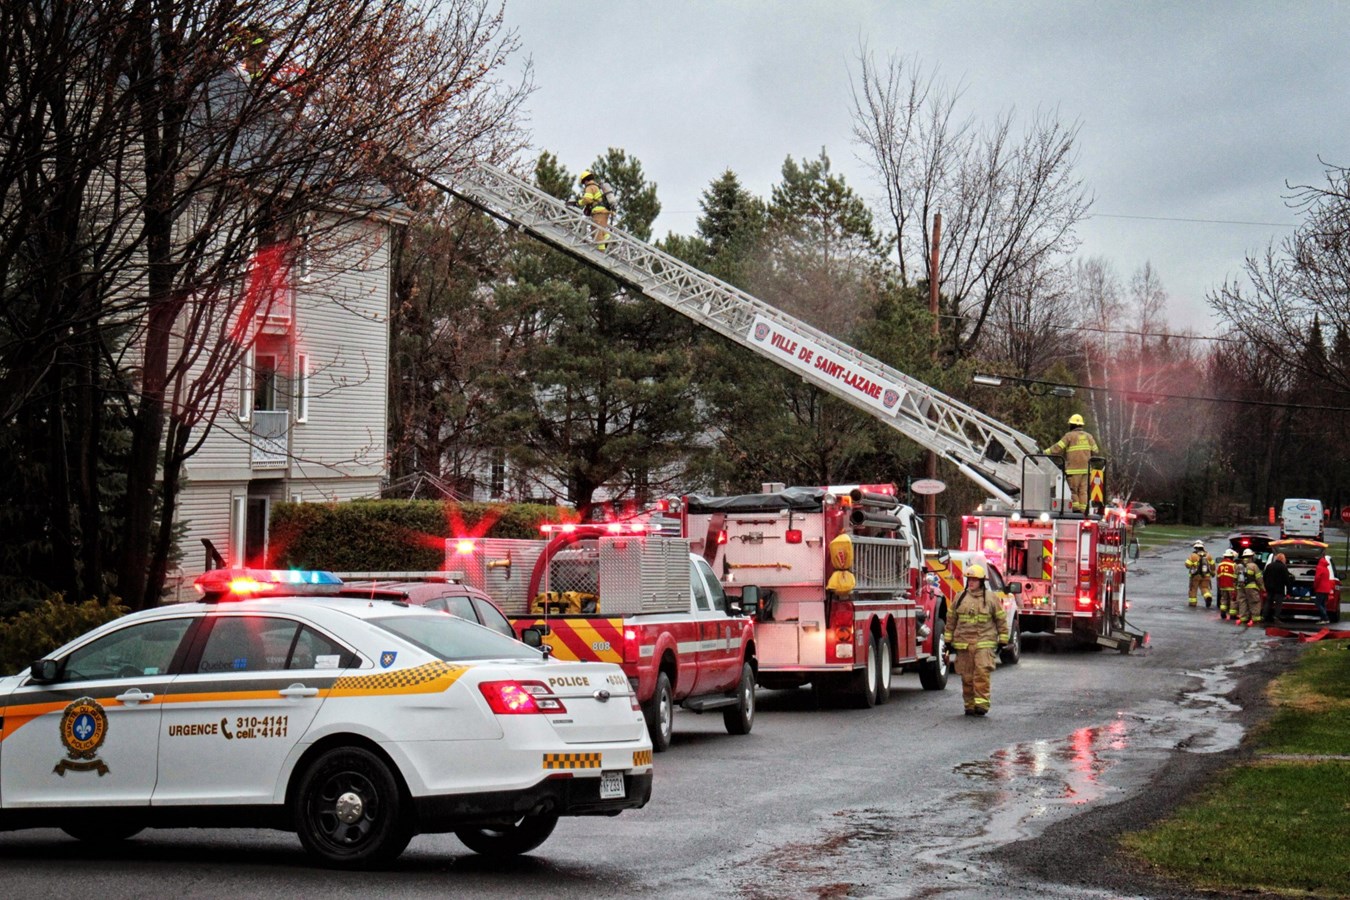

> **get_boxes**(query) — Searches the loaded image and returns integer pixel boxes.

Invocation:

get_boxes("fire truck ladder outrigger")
[425,163,1060,507]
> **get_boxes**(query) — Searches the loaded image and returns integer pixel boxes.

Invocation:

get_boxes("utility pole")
[926,213,941,548]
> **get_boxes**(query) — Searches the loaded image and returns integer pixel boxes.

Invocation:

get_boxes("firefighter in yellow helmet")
[1184,540,1215,608]
[942,563,1008,716]
[577,169,612,251]
[1043,414,1099,513]
[1236,548,1265,627]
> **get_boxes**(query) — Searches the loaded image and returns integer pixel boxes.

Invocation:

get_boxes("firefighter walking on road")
[1236,548,1264,627]
[1216,549,1238,620]
[1043,414,1099,513]
[943,565,1009,717]
[1185,540,1215,608]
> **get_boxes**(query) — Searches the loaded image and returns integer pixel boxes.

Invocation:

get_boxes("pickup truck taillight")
[478,680,567,715]
[623,627,639,665]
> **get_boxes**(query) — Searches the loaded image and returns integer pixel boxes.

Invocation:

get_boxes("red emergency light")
[785,529,803,544]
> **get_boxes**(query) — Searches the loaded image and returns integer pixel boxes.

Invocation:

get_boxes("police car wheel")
[455,812,559,857]
[61,820,145,844]
[295,746,411,868]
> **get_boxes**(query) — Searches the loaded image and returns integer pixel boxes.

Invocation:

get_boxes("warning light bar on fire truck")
[539,522,659,535]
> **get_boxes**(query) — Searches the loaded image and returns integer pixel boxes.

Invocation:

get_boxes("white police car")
[0,569,653,867]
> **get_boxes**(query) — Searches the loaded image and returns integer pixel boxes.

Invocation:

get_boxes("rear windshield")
[370,615,538,662]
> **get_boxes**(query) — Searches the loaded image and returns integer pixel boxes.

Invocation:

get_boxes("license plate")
[600,770,625,800]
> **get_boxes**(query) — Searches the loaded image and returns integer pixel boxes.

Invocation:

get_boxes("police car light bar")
[194,568,343,601]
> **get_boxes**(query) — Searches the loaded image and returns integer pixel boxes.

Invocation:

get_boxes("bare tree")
[982,255,1077,378]
[1,0,530,607]
[850,50,1092,358]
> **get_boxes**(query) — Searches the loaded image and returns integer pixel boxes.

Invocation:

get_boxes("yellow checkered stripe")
[632,749,652,767]
[330,661,468,697]
[543,752,602,770]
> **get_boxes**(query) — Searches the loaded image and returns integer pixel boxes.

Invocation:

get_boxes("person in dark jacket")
[1262,552,1291,624]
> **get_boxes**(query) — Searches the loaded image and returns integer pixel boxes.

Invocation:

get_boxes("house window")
[238,347,254,422]
[290,492,303,504]
[230,495,247,566]
[254,354,278,412]
[490,450,506,499]
[295,353,309,423]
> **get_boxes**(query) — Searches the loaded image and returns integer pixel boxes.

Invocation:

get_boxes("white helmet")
[1242,548,1254,558]
[1223,549,1237,558]
[1192,541,1205,550]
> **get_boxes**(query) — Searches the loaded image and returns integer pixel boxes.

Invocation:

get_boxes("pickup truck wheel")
[294,746,412,868]
[455,812,559,857]
[874,634,892,704]
[919,618,949,691]
[999,618,1022,665]
[643,672,674,752]
[847,635,879,708]
[723,662,755,735]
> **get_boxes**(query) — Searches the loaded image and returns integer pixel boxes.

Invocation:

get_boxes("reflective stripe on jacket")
[1216,559,1237,589]
[944,585,1008,651]
[1043,428,1099,475]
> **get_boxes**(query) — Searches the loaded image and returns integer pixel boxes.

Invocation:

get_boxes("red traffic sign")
[1340,505,1350,524]
[911,478,947,496]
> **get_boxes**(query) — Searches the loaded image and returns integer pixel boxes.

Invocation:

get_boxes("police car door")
[155,614,347,803]
[1,616,195,808]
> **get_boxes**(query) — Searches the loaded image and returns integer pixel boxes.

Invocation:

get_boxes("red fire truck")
[959,505,1142,651]
[454,526,756,753]
[679,483,947,707]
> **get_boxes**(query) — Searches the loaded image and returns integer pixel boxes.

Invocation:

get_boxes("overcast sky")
[498,1,1348,332]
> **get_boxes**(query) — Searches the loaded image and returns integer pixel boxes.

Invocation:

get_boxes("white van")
[1280,498,1324,541]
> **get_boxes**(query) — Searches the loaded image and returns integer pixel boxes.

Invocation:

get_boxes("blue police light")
[194,568,343,601]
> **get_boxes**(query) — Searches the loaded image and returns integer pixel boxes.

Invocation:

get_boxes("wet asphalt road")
[1,526,1340,898]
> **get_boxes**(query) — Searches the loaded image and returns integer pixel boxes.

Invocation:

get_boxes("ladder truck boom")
[430,162,1056,504]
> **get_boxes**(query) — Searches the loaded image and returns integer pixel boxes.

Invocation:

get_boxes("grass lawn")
[1132,523,1225,551]
[1123,643,1350,897]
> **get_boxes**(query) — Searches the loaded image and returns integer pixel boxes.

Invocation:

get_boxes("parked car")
[1268,538,1340,623]
[337,578,516,638]
[1128,501,1157,525]
[1228,531,1273,565]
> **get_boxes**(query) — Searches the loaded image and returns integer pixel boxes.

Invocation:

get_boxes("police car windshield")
[370,615,538,662]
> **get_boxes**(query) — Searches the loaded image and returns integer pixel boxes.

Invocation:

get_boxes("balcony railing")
[250,410,289,468]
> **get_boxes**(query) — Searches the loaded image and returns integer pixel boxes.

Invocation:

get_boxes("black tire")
[455,812,559,857]
[61,821,145,844]
[846,634,879,708]
[723,662,756,735]
[1331,609,1341,624]
[999,617,1022,666]
[918,619,949,690]
[643,671,674,752]
[874,632,892,704]
[294,746,412,868]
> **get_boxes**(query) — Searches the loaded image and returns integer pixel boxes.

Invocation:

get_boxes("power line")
[1090,212,1293,228]
[975,373,1350,413]
[939,313,1241,344]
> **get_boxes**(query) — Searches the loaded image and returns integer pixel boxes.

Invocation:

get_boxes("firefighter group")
[1186,540,1300,627]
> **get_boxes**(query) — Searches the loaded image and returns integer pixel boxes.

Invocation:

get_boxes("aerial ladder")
[426,163,1064,507]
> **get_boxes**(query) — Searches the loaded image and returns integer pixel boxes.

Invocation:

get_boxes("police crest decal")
[55,697,110,776]
[379,651,397,668]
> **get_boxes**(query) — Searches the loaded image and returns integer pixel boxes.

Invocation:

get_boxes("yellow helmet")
[578,169,594,184]
[966,564,986,580]
[1068,414,1085,426]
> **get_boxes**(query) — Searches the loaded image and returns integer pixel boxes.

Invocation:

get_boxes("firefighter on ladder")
[1236,548,1264,627]
[1184,540,1214,608]
[577,169,611,251]
[943,564,1009,717]
[1216,548,1238,620]
[1043,414,1099,513]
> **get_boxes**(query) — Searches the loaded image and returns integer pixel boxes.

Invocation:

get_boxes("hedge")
[270,500,569,572]
[0,597,129,676]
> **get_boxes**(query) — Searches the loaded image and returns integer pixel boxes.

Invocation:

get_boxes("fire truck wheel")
[999,621,1021,665]
[918,619,949,691]
[874,634,892,704]
[723,662,756,735]
[455,812,559,857]
[846,635,879,709]
[644,672,674,752]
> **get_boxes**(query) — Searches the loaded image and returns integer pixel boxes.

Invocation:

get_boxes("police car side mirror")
[29,658,60,684]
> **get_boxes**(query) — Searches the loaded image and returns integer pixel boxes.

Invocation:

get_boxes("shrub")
[271,500,568,572]
[0,597,128,675]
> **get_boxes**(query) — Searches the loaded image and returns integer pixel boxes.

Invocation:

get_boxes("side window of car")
[472,598,516,638]
[694,559,728,614]
[690,561,712,612]
[61,618,194,683]
[428,594,477,620]
[288,626,356,670]
[985,565,1005,593]
[197,617,299,673]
